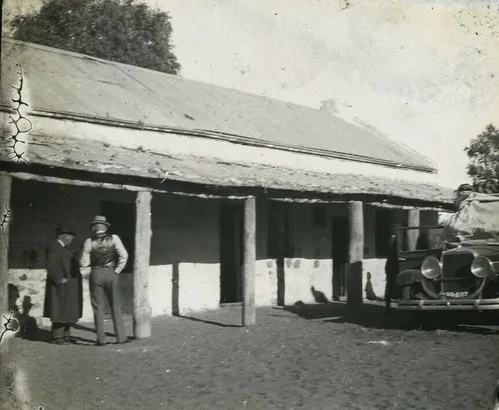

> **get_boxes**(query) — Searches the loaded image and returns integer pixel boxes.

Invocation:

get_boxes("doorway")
[219,203,244,304]
[374,208,395,257]
[267,201,290,306]
[332,216,349,299]
[100,201,136,274]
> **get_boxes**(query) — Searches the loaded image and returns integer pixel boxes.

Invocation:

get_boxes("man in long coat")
[384,232,399,313]
[43,224,83,344]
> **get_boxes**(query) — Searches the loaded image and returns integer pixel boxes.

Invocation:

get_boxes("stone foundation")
[8,269,51,327]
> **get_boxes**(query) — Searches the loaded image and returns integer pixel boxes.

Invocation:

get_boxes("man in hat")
[384,229,399,313]
[43,224,83,344]
[80,215,130,346]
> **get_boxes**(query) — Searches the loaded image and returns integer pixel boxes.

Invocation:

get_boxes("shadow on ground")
[279,301,499,334]
[175,315,241,328]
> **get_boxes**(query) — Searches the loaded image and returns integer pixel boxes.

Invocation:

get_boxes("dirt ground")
[3,302,499,410]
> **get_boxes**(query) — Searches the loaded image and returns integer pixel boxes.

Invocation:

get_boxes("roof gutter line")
[1,164,453,210]
[0,105,437,174]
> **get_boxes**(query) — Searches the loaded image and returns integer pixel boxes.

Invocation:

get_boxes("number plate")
[439,291,469,298]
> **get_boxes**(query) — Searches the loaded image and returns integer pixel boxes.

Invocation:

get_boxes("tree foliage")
[10,0,181,75]
[464,123,499,184]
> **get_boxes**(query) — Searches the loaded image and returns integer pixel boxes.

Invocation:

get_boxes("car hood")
[445,239,499,261]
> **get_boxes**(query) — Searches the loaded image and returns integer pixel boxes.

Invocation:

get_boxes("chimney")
[320,99,339,113]
[320,98,355,122]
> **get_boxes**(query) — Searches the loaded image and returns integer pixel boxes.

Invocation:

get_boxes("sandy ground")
[3,302,499,410]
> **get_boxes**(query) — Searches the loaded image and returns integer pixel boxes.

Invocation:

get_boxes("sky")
[3,0,499,189]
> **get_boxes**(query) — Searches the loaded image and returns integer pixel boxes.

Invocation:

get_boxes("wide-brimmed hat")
[55,224,76,235]
[89,215,111,228]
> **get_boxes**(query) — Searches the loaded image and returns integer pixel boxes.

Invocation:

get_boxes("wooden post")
[347,201,364,305]
[0,175,12,355]
[407,209,420,251]
[242,196,256,326]
[133,191,152,339]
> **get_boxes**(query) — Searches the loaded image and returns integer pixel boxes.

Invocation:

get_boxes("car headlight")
[421,257,441,279]
[471,257,493,278]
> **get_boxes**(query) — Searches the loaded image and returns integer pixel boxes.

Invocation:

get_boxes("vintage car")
[395,192,499,311]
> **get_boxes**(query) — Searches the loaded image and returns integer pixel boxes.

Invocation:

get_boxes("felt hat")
[55,224,76,235]
[89,215,111,228]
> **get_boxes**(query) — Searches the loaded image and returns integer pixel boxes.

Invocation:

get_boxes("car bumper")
[397,298,499,311]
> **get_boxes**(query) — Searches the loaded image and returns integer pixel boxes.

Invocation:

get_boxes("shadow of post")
[277,257,285,306]
[172,262,180,316]
[177,315,241,328]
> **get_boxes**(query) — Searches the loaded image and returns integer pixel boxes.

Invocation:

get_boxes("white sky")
[3,0,499,189]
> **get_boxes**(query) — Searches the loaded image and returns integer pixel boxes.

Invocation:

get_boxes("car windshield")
[396,226,446,252]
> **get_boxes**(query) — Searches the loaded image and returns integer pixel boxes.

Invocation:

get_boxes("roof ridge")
[3,38,341,116]
[3,38,294,107]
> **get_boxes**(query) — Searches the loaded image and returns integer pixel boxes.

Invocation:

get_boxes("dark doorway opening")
[267,201,290,306]
[374,208,395,258]
[332,216,349,299]
[219,203,244,304]
[100,201,136,274]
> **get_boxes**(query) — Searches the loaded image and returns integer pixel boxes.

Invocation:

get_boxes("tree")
[464,123,499,186]
[10,0,181,75]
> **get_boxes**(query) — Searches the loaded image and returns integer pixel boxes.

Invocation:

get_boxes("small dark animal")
[310,286,329,304]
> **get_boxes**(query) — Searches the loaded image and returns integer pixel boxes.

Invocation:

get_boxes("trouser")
[89,267,126,344]
[51,322,73,340]
[384,281,392,308]
[385,274,397,308]
[332,266,342,300]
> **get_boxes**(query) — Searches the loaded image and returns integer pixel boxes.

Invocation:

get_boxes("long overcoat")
[43,240,83,323]
[384,234,399,299]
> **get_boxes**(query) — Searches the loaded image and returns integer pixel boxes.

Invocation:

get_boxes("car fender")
[396,269,424,286]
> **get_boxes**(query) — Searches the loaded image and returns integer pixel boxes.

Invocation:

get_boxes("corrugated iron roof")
[1,39,435,171]
[0,131,454,205]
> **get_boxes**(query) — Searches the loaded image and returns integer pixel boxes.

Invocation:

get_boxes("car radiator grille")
[441,252,477,294]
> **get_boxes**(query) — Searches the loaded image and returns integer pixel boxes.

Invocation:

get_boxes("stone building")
[0,39,454,336]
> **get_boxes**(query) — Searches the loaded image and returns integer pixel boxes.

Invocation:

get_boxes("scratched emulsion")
[0,204,11,249]
[1,302,31,410]
[4,65,31,164]
[0,58,33,409]
[0,1,498,409]
[0,308,20,344]
[0,359,34,410]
